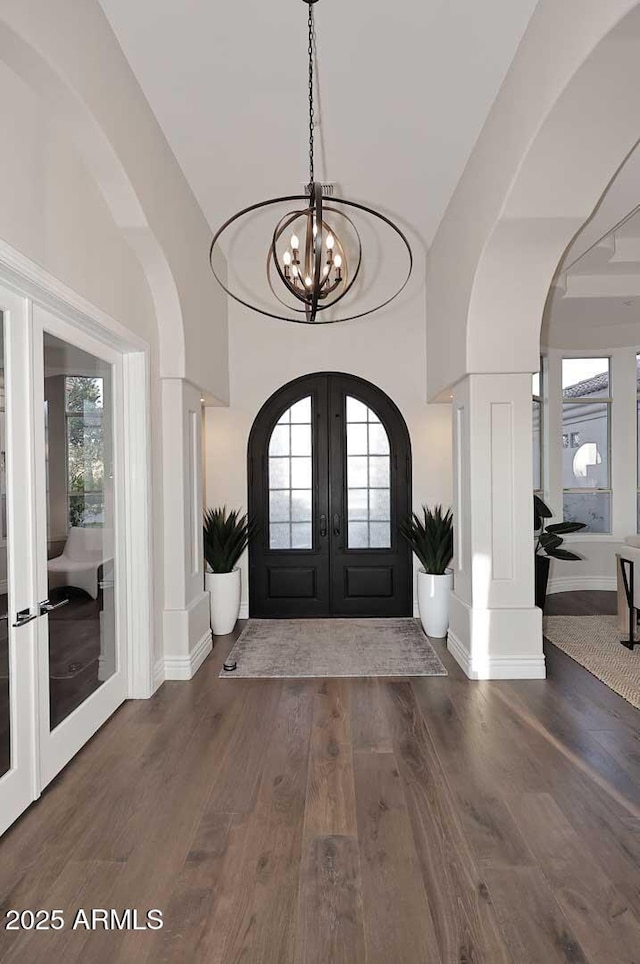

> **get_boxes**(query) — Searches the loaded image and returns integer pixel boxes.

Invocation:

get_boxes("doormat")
[544,614,640,710]
[220,618,448,679]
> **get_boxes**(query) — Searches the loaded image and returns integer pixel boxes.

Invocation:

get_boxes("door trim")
[0,238,154,701]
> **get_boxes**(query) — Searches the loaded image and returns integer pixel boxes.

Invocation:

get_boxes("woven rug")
[544,615,640,709]
[220,618,448,679]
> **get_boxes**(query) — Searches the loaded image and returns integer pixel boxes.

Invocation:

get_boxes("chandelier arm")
[270,207,313,302]
[267,248,314,312]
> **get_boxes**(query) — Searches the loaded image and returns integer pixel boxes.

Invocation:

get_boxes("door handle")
[333,513,341,536]
[320,514,327,538]
[39,598,70,615]
[0,614,8,622]
[12,608,37,628]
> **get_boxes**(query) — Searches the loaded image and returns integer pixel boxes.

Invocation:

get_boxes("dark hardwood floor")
[0,592,638,963]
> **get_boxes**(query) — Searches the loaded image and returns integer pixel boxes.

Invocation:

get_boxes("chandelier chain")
[308,4,315,188]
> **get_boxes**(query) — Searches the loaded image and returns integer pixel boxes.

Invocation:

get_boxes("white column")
[161,377,212,680]
[449,373,545,679]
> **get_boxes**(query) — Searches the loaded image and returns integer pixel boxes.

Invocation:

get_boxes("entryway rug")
[219,618,448,679]
[544,615,640,710]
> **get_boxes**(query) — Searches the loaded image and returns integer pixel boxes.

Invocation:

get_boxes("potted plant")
[534,495,585,610]
[401,505,454,637]
[203,507,257,635]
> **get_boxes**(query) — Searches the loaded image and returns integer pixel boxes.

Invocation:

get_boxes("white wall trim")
[448,629,546,680]
[0,239,149,354]
[547,575,617,594]
[122,352,155,698]
[163,628,213,681]
[239,601,249,620]
[153,658,165,692]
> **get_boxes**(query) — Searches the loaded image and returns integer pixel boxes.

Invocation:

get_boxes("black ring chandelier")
[209,0,413,325]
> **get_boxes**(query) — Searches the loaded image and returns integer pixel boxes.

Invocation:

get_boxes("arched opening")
[247,372,412,617]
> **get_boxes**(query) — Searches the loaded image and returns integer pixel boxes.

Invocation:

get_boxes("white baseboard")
[239,601,249,619]
[448,630,546,680]
[153,658,165,692]
[547,576,617,594]
[163,629,213,681]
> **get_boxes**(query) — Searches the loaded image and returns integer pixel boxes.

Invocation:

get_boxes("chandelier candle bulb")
[291,234,299,250]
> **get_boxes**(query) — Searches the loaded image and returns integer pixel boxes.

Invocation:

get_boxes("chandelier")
[209,0,412,324]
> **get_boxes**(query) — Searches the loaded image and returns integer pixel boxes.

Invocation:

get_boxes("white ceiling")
[544,142,640,348]
[98,0,539,252]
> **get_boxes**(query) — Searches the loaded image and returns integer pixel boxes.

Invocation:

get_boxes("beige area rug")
[544,615,640,710]
[220,618,448,679]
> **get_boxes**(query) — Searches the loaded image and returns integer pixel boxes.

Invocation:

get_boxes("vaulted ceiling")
[98,0,539,253]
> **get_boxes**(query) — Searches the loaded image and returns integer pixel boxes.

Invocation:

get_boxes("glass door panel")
[42,334,116,730]
[34,309,125,789]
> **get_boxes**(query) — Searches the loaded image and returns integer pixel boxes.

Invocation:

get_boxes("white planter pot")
[417,568,453,638]
[205,568,242,636]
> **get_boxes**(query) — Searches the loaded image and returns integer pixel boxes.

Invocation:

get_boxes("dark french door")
[248,373,412,617]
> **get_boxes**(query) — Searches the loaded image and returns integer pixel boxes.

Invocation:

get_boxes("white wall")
[0,57,169,664]
[204,278,452,616]
[0,0,229,401]
[426,0,640,399]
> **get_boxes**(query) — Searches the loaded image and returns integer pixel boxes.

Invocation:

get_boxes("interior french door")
[0,285,127,835]
[249,372,412,617]
[32,306,126,787]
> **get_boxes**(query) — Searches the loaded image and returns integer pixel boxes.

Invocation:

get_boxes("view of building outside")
[561,358,611,533]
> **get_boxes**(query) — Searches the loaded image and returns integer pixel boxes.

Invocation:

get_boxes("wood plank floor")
[0,592,639,963]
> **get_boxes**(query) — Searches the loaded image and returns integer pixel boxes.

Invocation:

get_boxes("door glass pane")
[0,315,9,777]
[43,334,115,731]
[346,396,391,549]
[268,396,312,549]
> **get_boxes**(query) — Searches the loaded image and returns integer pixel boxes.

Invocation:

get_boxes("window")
[561,358,611,533]
[532,368,542,494]
[268,396,313,549]
[65,375,105,527]
[346,396,391,548]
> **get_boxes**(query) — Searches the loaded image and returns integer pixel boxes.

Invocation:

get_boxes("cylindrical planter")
[205,568,242,636]
[417,568,454,638]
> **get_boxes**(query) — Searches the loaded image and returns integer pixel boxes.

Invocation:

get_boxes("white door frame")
[0,285,38,835]
[0,239,154,702]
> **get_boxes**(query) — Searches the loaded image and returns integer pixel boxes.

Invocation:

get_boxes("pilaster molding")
[163,629,213,681]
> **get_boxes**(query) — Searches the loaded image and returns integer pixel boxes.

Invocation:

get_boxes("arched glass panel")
[268,396,313,549]
[346,396,391,548]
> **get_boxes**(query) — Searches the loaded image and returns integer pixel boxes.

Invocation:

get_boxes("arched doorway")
[248,373,412,617]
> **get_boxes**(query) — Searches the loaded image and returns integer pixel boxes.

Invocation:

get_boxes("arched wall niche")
[426,0,640,399]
